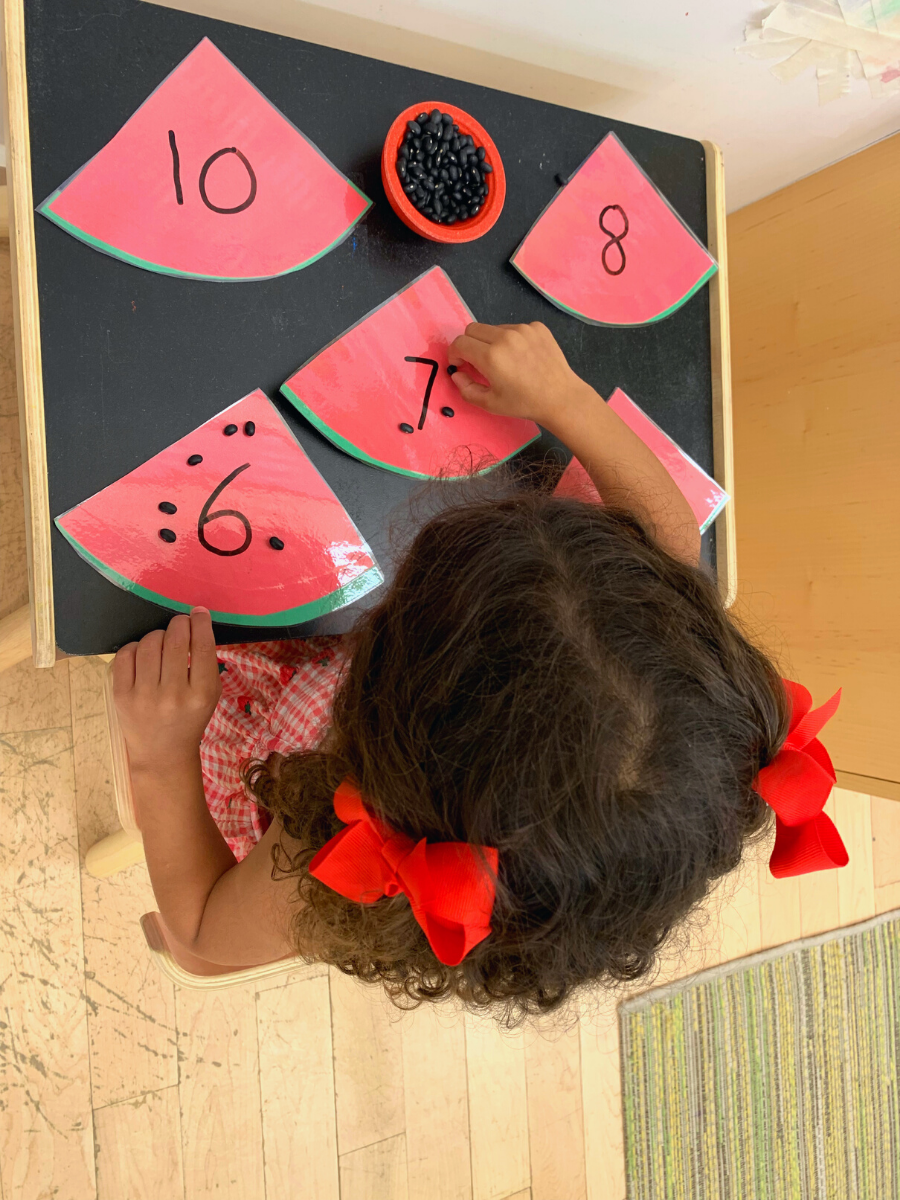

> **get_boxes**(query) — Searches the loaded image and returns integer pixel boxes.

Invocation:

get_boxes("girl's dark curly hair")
[245,488,788,1024]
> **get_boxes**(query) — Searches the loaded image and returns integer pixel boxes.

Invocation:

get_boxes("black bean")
[452,123,459,132]
[433,198,443,215]
[441,406,455,417]
[476,146,486,160]
[441,123,453,141]
[422,136,433,153]
[397,162,407,179]
[450,138,460,152]
[415,150,424,162]
[244,421,255,436]
[423,177,434,191]
[445,215,457,224]
[441,112,453,124]
[158,501,177,514]
[482,163,493,174]
[224,424,238,436]
[403,183,416,195]
[413,137,422,150]
[187,454,203,465]
[398,143,410,159]
[159,528,176,543]
[269,536,284,550]
[439,168,449,182]
[430,108,441,123]
[407,120,421,135]
[448,166,458,182]
[470,204,481,216]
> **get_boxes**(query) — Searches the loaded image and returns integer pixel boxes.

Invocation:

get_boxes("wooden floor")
[2,242,900,1200]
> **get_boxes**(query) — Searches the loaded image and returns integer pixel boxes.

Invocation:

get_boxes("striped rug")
[619,910,900,1199]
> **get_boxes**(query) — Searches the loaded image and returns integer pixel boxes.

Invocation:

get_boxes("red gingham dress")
[200,637,347,861]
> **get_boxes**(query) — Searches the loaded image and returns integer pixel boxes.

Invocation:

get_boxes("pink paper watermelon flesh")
[553,387,729,533]
[281,267,540,479]
[37,38,371,281]
[511,133,717,326]
[55,390,383,625]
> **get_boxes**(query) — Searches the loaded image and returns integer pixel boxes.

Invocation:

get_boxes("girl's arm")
[113,609,298,966]
[448,321,702,565]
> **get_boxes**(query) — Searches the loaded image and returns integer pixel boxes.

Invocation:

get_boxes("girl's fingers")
[463,322,505,344]
[450,370,492,408]
[161,614,191,688]
[188,607,220,696]
[134,629,164,688]
[448,333,491,374]
[112,642,138,695]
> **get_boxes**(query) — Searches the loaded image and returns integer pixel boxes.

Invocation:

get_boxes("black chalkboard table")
[1,0,734,666]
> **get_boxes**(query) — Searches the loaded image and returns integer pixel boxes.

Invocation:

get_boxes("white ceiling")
[152,0,898,209]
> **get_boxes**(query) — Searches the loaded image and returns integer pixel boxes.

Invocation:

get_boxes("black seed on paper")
[244,422,255,436]
[269,536,285,550]
[187,454,203,465]
[159,528,177,543]
[399,422,414,434]
[441,406,455,417]
[158,501,177,514]
[224,424,238,435]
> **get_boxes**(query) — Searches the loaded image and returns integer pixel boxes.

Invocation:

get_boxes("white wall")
[146,0,900,210]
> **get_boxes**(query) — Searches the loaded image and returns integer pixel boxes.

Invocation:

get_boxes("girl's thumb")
[449,368,492,408]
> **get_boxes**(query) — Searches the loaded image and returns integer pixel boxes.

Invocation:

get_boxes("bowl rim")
[381,101,506,244]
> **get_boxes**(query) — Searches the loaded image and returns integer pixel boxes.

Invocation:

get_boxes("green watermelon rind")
[280,382,541,481]
[37,189,373,283]
[55,518,384,627]
[509,257,718,328]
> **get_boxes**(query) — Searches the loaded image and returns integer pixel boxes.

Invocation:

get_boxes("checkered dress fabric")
[200,637,347,861]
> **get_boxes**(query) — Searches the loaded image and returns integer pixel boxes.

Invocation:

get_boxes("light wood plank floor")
[2,244,897,1199]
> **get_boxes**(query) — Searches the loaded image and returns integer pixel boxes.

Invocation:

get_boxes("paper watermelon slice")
[37,38,371,282]
[281,267,540,479]
[553,387,729,533]
[511,133,717,326]
[55,390,383,625]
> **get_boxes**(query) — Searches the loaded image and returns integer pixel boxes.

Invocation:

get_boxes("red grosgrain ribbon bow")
[754,680,846,878]
[308,779,499,966]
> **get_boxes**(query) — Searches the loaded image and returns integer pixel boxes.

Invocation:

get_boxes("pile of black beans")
[396,109,493,225]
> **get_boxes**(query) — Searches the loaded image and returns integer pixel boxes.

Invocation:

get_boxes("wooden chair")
[85,660,305,990]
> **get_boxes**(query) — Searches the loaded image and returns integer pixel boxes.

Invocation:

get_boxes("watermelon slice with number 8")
[54,390,383,625]
[511,132,717,326]
[37,38,371,281]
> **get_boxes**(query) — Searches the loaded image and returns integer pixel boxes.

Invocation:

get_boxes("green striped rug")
[619,910,900,1199]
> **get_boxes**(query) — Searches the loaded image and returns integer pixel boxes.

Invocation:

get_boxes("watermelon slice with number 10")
[55,390,383,625]
[37,38,371,281]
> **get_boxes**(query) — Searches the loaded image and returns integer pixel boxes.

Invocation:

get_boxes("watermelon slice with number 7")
[54,390,383,626]
[511,132,716,326]
[37,38,371,281]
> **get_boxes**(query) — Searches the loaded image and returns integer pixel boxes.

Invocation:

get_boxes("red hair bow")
[308,779,498,966]
[754,680,846,878]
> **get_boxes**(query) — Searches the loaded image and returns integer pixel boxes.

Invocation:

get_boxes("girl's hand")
[113,608,222,775]
[447,321,593,427]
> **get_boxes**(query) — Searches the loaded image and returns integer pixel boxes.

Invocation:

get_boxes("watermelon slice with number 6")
[37,38,371,281]
[511,133,716,326]
[54,390,383,625]
[281,267,540,479]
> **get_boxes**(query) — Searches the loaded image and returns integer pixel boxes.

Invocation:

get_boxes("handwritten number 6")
[168,131,258,214]
[198,464,253,557]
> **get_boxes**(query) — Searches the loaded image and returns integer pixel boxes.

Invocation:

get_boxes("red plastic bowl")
[382,101,506,244]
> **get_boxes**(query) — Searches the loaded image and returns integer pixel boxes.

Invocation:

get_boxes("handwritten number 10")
[168,131,258,214]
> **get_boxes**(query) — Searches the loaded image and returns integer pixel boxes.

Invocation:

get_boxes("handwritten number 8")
[169,131,258,214]
[599,204,629,276]
[198,464,253,557]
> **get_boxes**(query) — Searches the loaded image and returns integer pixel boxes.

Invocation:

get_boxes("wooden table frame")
[0,0,736,669]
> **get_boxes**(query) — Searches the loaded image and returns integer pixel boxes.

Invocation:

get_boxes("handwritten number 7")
[404,357,440,430]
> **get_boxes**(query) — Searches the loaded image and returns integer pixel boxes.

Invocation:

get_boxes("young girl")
[114,321,840,1018]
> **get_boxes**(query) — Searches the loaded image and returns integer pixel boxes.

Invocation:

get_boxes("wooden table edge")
[702,139,738,610]
[2,0,55,667]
